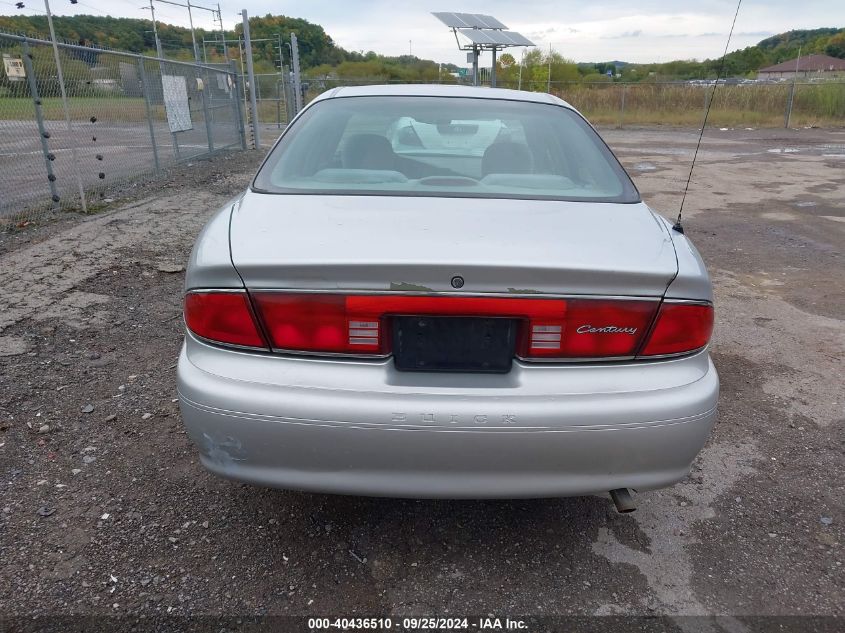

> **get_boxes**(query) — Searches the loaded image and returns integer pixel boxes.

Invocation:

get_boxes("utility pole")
[217,3,228,62]
[547,43,552,93]
[241,9,260,147]
[154,0,216,62]
[186,0,200,62]
[144,0,164,58]
[43,0,87,212]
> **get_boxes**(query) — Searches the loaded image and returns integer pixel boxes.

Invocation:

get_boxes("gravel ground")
[0,127,842,632]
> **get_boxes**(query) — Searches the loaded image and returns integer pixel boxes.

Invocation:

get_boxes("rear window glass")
[253,95,639,202]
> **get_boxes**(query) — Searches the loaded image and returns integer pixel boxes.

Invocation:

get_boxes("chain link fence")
[295,76,845,129]
[0,32,246,224]
[252,71,294,130]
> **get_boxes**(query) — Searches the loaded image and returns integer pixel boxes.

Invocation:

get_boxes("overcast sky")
[11,0,841,64]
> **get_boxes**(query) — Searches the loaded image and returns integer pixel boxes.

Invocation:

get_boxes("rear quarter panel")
[185,194,247,290]
[653,212,713,302]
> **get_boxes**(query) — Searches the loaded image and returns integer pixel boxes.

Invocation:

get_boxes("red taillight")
[251,293,660,359]
[189,292,712,360]
[251,293,568,355]
[640,302,713,357]
[184,292,268,349]
[250,293,383,354]
[527,299,658,359]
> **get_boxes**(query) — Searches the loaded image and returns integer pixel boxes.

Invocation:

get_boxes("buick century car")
[177,85,717,510]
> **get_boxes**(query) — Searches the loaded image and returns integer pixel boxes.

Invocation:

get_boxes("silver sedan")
[177,85,717,509]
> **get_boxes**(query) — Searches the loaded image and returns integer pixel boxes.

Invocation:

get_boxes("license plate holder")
[392,316,517,373]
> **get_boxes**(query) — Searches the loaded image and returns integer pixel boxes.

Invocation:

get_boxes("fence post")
[618,84,627,129]
[784,82,796,128]
[44,4,87,213]
[241,9,261,148]
[199,67,215,154]
[137,57,160,172]
[290,32,303,113]
[230,60,247,150]
[21,39,60,207]
[276,78,282,129]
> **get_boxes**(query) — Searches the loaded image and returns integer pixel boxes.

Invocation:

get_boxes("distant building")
[757,54,845,80]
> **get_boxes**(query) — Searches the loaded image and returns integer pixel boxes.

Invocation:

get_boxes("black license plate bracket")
[392,316,517,373]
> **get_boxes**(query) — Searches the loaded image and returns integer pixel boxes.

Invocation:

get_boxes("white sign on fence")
[2,54,26,81]
[216,72,230,93]
[161,74,193,133]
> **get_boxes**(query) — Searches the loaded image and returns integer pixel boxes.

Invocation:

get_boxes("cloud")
[603,29,643,39]
[36,0,843,66]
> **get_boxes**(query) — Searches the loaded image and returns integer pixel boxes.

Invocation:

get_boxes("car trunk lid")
[230,191,677,297]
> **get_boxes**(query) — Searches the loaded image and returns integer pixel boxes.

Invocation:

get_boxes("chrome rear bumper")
[177,334,718,498]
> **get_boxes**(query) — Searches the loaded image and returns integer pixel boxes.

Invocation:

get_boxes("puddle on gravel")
[632,162,658,171]
[766,144,845,157]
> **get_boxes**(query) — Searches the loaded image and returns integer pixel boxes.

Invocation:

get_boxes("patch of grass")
[3,82,843,129]
[0,96,160,122]
[557,83,845,128]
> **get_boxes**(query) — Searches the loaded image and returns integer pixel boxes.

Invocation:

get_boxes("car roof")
[314,84,576,110]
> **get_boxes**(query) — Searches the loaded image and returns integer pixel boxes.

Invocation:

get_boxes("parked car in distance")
[178,85,717,510]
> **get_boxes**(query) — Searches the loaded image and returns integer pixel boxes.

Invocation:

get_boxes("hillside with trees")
[0,13,842,82]
[612,28,845,82]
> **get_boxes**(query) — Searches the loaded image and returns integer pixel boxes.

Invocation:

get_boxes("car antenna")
[674,0,743,235]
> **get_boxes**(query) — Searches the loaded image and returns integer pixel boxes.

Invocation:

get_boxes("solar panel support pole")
[491,47,497,87]
[472,45,479,86]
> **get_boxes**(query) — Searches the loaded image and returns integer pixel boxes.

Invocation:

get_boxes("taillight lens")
[251,293,569,355]
[250,293,384,354]
[251,293,660,359]
[526,299,658,359]
[184,291,268,349]
[640,302,713,357]
[188,292,712,360]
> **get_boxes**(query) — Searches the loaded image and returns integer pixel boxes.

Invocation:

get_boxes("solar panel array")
[432,11,533,49]
[432,12,508,30]
[456,29,534,46]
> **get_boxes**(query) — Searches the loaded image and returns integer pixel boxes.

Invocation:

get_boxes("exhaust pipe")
[609,488,636,513]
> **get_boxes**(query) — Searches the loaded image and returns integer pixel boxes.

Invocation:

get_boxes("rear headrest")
[482,141,534,176]
[342,134,396,170]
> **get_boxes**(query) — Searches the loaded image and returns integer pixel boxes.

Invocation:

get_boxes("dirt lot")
[0,127,843,631]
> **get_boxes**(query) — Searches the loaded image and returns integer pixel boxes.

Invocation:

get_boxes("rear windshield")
[253,95,639,202]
